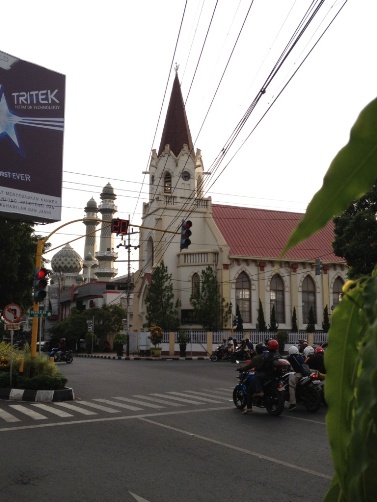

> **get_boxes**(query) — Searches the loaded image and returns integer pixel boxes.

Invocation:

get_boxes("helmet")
[255,343,265,354]
[314,347,324,355]
[288,346,299,355]
[267,339,279,351]
[303,346,314,357]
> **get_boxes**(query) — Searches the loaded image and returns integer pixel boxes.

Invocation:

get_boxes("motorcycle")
[229,345,252,363]
[233,359,290,416]
[282,370,322,412]
[210,344,232,362]
[49,347,74,363]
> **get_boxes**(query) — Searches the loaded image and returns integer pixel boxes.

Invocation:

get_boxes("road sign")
[4,323,21,330]
[3,303,22,322]
[29,311,52,318]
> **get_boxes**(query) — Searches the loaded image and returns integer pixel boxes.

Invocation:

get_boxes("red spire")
[158,73,194,157]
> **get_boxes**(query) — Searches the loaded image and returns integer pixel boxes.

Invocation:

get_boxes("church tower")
[95,183,118,281]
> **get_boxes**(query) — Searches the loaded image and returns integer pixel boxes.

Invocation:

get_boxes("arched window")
[164,172,172,193]
[302,275,316,324]
[192,273,200,297]
[236,272,251,323]
[332,277,344,308]
[270,274,285,323]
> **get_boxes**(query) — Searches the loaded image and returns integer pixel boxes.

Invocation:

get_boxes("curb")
[75,354,209,361]
[0,387,74,402]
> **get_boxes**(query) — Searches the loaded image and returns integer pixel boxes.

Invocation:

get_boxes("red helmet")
[314,347,324,355]
[267,339,279,351]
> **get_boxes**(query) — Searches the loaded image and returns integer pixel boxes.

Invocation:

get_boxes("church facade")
[132,74,348,333]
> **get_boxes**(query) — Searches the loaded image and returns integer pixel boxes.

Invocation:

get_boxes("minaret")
[95,183,118,281]
[83,197,99,282]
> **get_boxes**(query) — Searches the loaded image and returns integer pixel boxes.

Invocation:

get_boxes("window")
[332,277,344,308]
[236,272,251,323]
[302,275,316,324]
[270,274,285,323]
[164,172,172,193]
[192,273,200,296]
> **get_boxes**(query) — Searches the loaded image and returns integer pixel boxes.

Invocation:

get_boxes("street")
[0,359,332,501]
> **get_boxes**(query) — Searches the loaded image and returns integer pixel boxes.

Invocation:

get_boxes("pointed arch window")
[164,172,172,193]
[236,272,251,323]
[332,277,344,309]
[302,275,316,324]
[192,273,200,297]
[270,274,285,323]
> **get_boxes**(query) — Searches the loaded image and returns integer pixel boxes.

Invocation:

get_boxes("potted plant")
[148,326,163,357]
[177,331,190,357]
[113,333,126,358]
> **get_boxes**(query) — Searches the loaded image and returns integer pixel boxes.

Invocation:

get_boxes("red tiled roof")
[212,204,344,263]
[158,74,194,157]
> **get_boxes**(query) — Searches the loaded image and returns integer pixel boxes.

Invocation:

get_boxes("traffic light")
[111,218,129,236]
[315,258,322,275]
[180,220,192,250]
[33,268,50,302]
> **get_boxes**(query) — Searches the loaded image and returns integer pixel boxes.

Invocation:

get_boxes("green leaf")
[325,285,366,496]
[282,98,377,256]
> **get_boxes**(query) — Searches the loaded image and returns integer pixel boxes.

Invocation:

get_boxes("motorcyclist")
[56,338,67,361]
[286,346,307,411]
[303,345,315,366]
[252,339,281,398]
[308,346,326,375]
[237,343,266,415]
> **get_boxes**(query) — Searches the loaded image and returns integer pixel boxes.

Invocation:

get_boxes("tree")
[0,218,38,310]
[322,305,331,332]
[257,299,267,331]
[282,98,377,500]
[268,304,278,332]
[190,266,226,331]
[291,307,298,332]
[333,182,377,278]
[145,261,180,330]
[235,304,243,332]
[306,305,316,332]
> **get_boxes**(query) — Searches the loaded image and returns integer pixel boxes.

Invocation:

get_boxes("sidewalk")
[75,352,210,361]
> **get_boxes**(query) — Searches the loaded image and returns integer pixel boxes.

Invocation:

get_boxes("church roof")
[158,73,194,157]
[212,204,344,263]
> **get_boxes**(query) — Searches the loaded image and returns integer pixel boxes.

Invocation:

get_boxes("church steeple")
[158,73,194,157]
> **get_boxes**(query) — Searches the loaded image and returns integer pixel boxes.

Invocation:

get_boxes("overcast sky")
[2,0,376,276]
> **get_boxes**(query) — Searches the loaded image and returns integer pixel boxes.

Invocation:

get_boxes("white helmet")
[303,346,314,357]
[288,346,299,355]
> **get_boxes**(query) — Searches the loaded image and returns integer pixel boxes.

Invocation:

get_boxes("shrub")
[276,332,289,354]
[17,375,67,390]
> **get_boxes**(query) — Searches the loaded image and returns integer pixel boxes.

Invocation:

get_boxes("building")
[132,72,348,332]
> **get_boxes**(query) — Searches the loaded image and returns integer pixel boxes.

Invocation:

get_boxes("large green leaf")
[324,285,366,500]
[282,97,377,256]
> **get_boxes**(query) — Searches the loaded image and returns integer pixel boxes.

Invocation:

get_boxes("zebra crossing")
[0,387,232,424]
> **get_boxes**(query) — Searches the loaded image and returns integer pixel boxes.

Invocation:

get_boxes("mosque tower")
[95,183,118,281]
[83,197,99,282]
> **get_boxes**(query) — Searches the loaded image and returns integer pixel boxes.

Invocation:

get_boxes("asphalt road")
[0,358,332,502]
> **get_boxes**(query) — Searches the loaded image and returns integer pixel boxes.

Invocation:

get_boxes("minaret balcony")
[95,268,118,277]
[96,251,118,261]
[98,202,118,212]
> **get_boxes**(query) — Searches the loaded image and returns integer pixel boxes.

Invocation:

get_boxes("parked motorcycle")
[233,359,291,416]
[49,347,73,363]
[282,370,322,412]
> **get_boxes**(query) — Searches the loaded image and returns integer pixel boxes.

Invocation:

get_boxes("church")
[131,73,348,333]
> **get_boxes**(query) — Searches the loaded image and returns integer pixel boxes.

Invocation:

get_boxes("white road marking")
[170,391,226,403]
[54,402,97,415]
[93,399,143,411]
[151,393,203,404]
[71,400,120,413]
[112,397,164,409]
[9,404,48,420]
[0,408,21,423]
[132,395,184,407]
[31,403,73,417]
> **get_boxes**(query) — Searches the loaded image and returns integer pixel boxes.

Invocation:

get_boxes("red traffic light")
[180,220,192,250]
[34,268,50,302]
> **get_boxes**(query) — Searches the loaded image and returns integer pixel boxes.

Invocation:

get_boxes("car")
[36,341,50,352]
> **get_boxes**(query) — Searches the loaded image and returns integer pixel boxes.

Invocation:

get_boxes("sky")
[2,0,377,277]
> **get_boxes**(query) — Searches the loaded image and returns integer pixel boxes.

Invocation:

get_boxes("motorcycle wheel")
[233,386,247,409]
[230,353,237,363]
[303,386,321,412]
[65,355,73,364]
[210,354,218,362]
[264,388,285,416]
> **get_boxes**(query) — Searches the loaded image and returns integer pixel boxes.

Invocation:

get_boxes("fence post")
[207,332,213,356]
[307,332,314,346]
[169,331,175,356]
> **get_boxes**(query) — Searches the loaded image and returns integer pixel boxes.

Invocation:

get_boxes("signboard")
[3,303,22,322]
[29,310,52,318]
[0,51,65,222]
[4,323,20,330]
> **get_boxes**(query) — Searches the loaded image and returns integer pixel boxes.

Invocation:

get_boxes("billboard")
[0,51,65,222]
